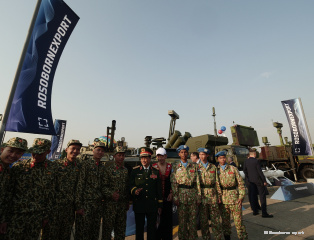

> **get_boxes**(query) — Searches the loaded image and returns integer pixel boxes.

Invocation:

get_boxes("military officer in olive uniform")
[0,137,28,237]
[75,141,107,240]
[102,146,129,240]
[216,151,248,240]
[7,138,55,240]
[170,145,201,240]
[197,148,223,240]
[130,147,163,240]
[43,139,83,240]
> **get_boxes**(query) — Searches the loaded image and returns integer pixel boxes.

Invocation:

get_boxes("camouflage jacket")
[54,158,82,206]
[197,162,222,204]
[76,158,106,209]
[8,158,56,219]
[0,161,12,222]
[102,161,129,203]
[217,164,245,204]
[171,162,201,204]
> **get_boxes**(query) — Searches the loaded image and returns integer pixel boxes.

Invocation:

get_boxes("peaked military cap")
[115,146,126,154]
[29,138,51,154]
[2,137,28,151]
[94,141,106,150]
[67,139,82,148]
[215,151,226,157]
[139,147,153,157]
[176,145,189,153]
[197,148,210,154]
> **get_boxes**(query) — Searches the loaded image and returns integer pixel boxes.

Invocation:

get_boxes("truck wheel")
[300,165,314,180]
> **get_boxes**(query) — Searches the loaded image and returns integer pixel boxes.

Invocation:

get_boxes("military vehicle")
[259,121,314,181]
[147,109,314,181]
[79,120,141,174]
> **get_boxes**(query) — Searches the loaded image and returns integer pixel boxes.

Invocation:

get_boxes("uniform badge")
[141,148,145,152]
[210,171,215,173]
[228,172,234,174]
[190,170,195,173]
[150,174,157,179]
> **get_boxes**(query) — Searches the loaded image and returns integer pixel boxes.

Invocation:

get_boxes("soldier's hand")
[112,191,120,201]
[158,208,162,215]
[135,188,143,195]
[167,192,173,202]
[76,209,85,216]
[42,219,49,228]
[218,198,221,204]
[237,199,243,208]
[264,182,267,186]
[0,223,7,234]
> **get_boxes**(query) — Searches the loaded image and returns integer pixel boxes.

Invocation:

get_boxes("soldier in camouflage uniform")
[102,146,129,240]
[75,141,107,240]
[6,138,55,240]
[42,139,83,240]
[197,148,223,240]
[170,145,201,240]
[130,147,163,240]
[216,151,248,240]
[0,137,27,237]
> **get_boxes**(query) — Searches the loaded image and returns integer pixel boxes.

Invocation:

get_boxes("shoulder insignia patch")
[133,165,140,169]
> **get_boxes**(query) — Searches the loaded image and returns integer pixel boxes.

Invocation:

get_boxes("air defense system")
[259,122,314,181]
[79,120,140,173]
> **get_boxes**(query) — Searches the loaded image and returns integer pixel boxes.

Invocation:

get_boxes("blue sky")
[1,0,314,149]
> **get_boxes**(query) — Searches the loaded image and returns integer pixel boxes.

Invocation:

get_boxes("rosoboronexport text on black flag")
[48,119,66,160]
[5,0,79,135]
[281,98,313,155]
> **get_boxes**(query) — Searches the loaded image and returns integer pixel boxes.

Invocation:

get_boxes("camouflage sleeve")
[102,166,115,200]
[0,171,15,223]
[170,167,178,203]
[195,165,201,204]
[44,161,57,220]
[215,167,222,201]
[75,162,86,210]
[235,167,246,200]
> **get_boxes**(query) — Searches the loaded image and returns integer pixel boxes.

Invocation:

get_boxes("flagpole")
[0,0,43,145]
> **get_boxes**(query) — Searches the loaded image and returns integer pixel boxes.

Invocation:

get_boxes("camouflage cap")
[114,146,126,154]
[67,139,82,148]
[2,137,28,151]
[28,138,51,154]
[94,141,106,150]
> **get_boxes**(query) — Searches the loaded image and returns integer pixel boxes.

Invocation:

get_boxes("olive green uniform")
[102,161,129,240]
[217,164,248,240]
[171,162,201,240]
[6,158,55,240]
[75,158,106,240]
[130,165,163,240]
[197,163,223,240]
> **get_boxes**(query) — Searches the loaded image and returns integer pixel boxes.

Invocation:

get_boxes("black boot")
[224,235,231,240]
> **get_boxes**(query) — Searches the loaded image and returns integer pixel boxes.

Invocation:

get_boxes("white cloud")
[260,72,273,79]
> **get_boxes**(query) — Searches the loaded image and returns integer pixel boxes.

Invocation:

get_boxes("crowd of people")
[0,136,271,240]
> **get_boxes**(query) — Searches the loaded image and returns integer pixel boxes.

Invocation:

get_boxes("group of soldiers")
[0,137,129,240]
[0,136,248,240]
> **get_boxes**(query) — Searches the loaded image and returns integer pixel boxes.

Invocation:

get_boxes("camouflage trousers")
[200,203,223,240]
[42,202,75,240]
[6,212,42,240]
[75,201,102,240]
[177,203,197,240]
[102,201,127,240]
[220,204,248,240]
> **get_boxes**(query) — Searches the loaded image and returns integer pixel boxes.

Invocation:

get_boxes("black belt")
[200,184,215,188]
[178,184,195,189]
[221,186,237,190]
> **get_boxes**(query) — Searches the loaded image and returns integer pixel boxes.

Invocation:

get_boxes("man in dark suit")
[130,147,163,240]
[243,149,273,218]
